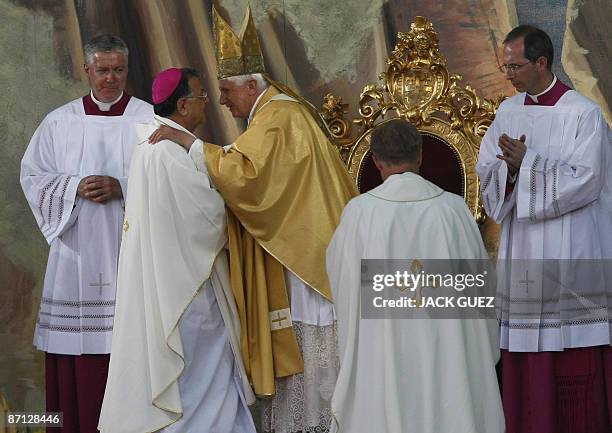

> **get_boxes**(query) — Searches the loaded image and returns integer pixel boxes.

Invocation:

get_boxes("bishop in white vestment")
[20,35,153,433]
[327,120,505,433]
[99,68,256,433]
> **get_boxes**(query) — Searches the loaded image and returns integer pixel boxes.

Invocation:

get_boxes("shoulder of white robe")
[42,98,83,122]
[125,97,154,116]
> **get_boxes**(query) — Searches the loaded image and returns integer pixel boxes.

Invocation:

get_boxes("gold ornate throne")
[321,16,504,224]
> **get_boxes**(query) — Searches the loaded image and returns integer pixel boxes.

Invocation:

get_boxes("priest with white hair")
[20,34,153,433]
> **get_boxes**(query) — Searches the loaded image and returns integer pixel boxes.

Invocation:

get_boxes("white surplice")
[20,96,153,354]
[477,91,612,352]
[327,173,504,433]
[98,117,255,433]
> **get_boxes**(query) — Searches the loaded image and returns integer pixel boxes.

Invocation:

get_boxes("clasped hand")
[77,176,122,203]
[496,134,526,175]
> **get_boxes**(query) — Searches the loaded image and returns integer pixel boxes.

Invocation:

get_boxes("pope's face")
[84,51,128,103]
[502,38,540,94]
[218,78,257,119]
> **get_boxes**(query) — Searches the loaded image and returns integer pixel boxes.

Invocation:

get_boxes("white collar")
[367,172,444,202]
[247,90,268,125]
[90,90,124,111]
[527,75,556,103]
[153,115,195,137]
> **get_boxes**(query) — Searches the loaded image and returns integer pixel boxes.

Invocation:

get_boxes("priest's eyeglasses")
[499,61,532,74]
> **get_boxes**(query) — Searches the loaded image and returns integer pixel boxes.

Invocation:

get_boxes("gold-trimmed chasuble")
[204,86,357,396]
[209,6,358,397]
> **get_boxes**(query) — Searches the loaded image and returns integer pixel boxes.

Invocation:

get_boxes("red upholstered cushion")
[358,153,383,193]
[358,133,464,196]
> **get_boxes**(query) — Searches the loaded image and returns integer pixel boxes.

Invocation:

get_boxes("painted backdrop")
[1,0,609,424]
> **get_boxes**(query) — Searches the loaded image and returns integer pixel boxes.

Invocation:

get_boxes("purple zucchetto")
[152,68,182,104]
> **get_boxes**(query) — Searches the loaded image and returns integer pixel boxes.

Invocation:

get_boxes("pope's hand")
[496,134,526,175]
[77,176,123,203]
[148,125,196,151]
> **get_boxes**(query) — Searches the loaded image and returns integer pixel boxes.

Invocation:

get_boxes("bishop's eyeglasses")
[498,61,532,74]
[183,91,208,101]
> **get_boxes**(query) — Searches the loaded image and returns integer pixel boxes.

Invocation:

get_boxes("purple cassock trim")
[524,80,572,106]
[82,92,132,116]
[501,346,612,433]
[45,353,110,433]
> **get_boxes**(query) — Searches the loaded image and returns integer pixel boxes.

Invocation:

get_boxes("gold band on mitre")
[213,5,266,80]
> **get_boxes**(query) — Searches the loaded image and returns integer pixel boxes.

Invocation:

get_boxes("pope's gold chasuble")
[204,86,357,396]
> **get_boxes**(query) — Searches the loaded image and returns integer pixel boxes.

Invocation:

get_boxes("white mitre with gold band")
[213,5,266,79]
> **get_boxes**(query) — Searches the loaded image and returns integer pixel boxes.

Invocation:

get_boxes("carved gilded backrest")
[322,16,504,223]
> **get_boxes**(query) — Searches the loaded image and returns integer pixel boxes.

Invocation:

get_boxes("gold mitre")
[213,5,266,80]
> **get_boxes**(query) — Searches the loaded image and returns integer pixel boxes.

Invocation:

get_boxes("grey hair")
[225,73,269,90]
[83,34,129,64]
